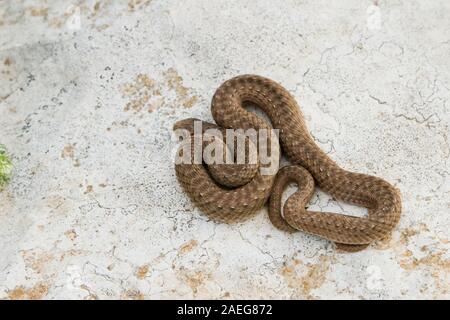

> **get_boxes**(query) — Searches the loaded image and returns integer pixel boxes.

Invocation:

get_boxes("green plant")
[0,144,13,188]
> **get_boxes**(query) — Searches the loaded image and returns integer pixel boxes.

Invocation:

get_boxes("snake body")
[174,75,402,251]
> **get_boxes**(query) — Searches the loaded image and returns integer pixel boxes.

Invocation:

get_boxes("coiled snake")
[174,75,401,252]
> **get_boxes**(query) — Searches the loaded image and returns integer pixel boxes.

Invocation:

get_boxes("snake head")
[173,118,219,134]
[173,118,201,132]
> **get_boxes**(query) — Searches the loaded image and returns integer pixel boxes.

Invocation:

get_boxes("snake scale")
[174,75,401,252]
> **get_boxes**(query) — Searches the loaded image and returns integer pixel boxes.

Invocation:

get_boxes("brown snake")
[174,75,402,252]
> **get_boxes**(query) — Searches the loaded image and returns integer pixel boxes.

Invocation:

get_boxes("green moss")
[0,144,13,187]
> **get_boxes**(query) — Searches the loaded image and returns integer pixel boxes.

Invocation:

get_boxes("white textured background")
[0,0,449,299]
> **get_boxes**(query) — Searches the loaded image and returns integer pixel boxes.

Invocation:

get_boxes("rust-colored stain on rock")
[163,68,199,108]
[61,144,75,159]
[61,143,80,167]
[84,185,94,194]
[121,74,156,113]
[389,223,450,298]
[128,0,152,11]
[121,289,145,300]
[281,255,333,299]
[8,282,49,300]
[29,7,49,18]
[120,68,198,114]
[179,239,198,254]
[64,229,77,241]
[177,268,212,295]
[21,249,54,275]
[135,265,150,279]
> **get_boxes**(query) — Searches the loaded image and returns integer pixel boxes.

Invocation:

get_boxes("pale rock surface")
[0,0,449,299]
